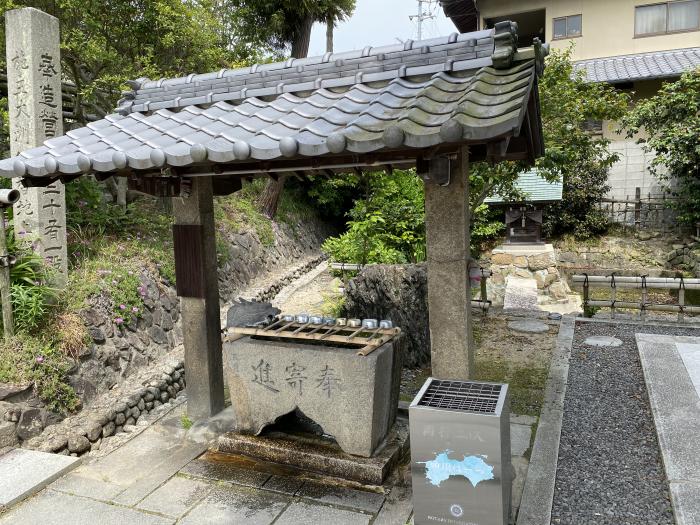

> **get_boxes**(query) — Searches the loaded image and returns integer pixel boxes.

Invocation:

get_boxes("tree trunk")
[259,14,314,219]
[290,14,314,59]
[258,175,288,219]
[326,15,334,53]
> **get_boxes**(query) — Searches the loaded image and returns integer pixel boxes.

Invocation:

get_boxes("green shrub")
[0,333,79,413]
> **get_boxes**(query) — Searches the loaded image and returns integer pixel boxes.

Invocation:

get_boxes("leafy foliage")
[622,69,700,226]
[322,170,425,264]
[2,227,57,333]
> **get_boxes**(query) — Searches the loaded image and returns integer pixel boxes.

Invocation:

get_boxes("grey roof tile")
[574,47,700,83]
[0,26,547,178]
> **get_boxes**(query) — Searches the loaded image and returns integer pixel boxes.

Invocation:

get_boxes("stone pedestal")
[6,8,67,282]
[488,244,571,305]
[223,336,402,457]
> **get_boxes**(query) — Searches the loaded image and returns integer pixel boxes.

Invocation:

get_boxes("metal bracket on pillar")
[486,138,511,164]
[417,156,451,186]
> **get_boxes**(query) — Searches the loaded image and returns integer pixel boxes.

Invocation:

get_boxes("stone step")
[503,276,539,311]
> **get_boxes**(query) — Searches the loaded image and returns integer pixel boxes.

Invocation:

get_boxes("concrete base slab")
[636,334,700,525]
[0,448,79,509]
[218,418,410,485]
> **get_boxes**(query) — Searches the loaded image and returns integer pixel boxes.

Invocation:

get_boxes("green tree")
[622,69,700,226]
[537,47,629,238]
[0,0,236,126]
[225,0,355,60]
[470,47,629,239]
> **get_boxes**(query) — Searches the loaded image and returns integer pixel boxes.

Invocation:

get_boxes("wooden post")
[424,147,473,380]
[634,187,641,230]
[172,177,225,420]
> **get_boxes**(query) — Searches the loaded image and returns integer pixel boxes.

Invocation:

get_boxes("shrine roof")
[1,22,547,182]
[484,169,563,204]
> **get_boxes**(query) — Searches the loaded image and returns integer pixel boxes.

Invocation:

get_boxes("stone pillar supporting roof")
[1,22,547,185]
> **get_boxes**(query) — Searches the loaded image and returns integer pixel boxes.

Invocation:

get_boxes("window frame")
[552,14,583,40]
[634,0,700,38]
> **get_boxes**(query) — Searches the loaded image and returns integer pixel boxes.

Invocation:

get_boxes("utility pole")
[410,0,436,41]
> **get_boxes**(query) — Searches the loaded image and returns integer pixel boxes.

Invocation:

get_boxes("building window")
[553,14,582,39]
[635,1,700,36]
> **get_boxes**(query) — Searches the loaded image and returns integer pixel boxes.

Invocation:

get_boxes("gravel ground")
[551,321,700,525]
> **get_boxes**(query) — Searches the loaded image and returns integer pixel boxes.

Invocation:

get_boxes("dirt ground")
[401,314,559,419]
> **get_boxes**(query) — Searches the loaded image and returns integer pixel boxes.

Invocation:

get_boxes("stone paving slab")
[137,475,212,518]
[274,500,371,525]
[261,474,305,495]
[504,277,539,311]
[677,343,700,395]
[52,423,206,506]
[670,482,700,525]
[0,448,80,509]
[296,480,385,514]
[636,334,700,525]
[0,489,173,525]
[180,456,272,488]
[179,483,290,525]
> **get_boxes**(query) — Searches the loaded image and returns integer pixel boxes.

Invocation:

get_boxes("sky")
[308,0,458,56]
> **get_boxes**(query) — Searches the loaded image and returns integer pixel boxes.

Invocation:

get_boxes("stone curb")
[577,316,700,328]
[516,315,575,525]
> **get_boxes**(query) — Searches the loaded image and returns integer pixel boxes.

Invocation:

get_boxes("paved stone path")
[0,397,536,524]
[637,334,700,525]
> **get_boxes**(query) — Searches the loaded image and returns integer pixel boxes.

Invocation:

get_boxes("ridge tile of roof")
[118,29,495,115]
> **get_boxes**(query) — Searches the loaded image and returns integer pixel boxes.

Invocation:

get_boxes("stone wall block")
[16,408,46,440]
[0,420,18,448]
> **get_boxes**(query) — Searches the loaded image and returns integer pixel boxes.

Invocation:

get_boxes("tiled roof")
[485,169,562,204]
[1,23,547,180]
[574,48,700,83]
[440,0,478,34]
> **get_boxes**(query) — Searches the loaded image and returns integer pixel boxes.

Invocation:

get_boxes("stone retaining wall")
[0,212,332,450]
[345,264,430,367]
[666,240,700,274]
[15,358,185,457]
[487,248,570,306]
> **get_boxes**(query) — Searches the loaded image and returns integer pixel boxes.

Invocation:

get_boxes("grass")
[215,180,275,247]
[474,357,549,417]
[180,414,194,430]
